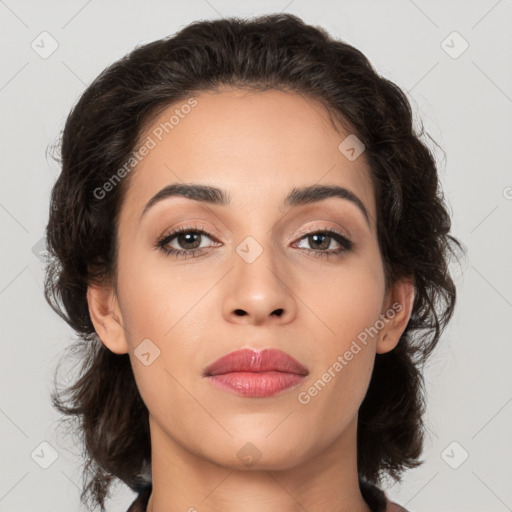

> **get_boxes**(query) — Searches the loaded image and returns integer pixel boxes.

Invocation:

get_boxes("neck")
[146,415,372,512]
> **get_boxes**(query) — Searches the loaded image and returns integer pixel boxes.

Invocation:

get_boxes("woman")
[44,13,462,512]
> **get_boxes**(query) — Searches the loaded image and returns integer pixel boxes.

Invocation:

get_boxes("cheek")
[116,240,213,340]
[115,248,215,418]
[293,249,385,421]
[298,249,386,345]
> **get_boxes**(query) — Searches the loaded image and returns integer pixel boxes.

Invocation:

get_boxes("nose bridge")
[222,231,297,324]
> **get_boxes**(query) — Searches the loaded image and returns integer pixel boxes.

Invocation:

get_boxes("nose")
[221,239,297,326]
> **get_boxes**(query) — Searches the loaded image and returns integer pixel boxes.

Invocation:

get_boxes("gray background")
[1,1,511,511]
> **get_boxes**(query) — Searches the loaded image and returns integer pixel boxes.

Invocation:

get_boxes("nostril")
[234,309,247,316]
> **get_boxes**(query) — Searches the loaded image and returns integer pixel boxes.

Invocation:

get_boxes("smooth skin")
[87,87,414,512]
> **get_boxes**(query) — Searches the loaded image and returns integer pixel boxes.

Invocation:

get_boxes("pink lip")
[203,348,309,398]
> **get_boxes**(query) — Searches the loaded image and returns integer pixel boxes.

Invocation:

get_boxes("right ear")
[87,283,129,355]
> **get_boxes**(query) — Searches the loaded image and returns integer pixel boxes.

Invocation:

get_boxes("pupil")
[179,232,200,249]
[311,234,328,250]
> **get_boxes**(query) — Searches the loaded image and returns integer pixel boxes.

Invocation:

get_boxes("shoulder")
[126,485,152,512]
[385,499,409,512]
[360,478,409,512]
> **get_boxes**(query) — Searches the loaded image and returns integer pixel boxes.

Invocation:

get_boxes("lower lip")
[206,371,307,397]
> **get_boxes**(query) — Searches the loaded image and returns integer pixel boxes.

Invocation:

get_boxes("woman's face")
[89,87,412,470]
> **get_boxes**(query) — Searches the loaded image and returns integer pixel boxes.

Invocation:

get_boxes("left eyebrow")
[140,182,371,227]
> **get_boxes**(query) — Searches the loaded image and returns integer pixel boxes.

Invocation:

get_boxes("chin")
[200,435,308,471]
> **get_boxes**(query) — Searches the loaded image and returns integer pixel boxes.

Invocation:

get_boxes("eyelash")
[154,225,354,260]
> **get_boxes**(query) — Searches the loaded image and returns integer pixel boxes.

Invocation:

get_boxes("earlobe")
[87,283,129,355]
[376,278,415,354]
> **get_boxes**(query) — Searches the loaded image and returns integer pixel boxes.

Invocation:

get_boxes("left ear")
[376,277,415,354]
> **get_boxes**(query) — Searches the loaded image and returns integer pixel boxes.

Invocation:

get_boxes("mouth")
[203,348,309,398]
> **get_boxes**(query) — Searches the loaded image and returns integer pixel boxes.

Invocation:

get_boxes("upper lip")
[203,348,309,377]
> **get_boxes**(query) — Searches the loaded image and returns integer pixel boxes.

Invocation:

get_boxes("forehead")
[120,87,376,228]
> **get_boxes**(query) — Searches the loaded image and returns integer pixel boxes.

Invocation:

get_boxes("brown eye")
[305,233,331,251]
[294,229,353,258]
[174,231,203,250]
[155,226,219,258]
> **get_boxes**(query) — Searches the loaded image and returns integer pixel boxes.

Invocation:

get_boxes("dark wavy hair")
[44,13,463,512]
